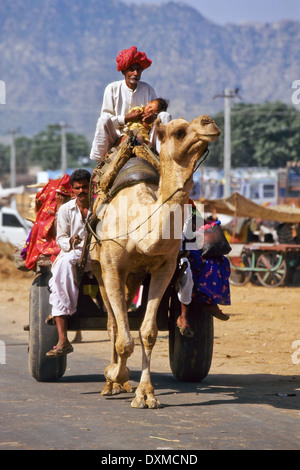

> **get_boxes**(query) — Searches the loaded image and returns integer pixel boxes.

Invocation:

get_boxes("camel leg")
[100,297,118,396]
[131,298,159,409]
[131,265,175,409]
[101,271,135,389]
[91,257,134,395]
[102,307,135,396]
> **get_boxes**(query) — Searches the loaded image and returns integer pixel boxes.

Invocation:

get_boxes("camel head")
[156,115,220,168]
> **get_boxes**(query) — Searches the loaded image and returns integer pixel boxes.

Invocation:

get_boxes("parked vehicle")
[0,206,32,245]
[229,242,300,287]
[278,161,300,207]
[191,167,278,206]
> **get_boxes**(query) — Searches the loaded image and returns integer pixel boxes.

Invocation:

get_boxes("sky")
[121,0,300,24]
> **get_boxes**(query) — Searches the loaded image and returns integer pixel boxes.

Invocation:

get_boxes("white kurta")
[177,214,195,305]
[177,257,194,306]
[49,199,91,317]
[101,79,157,129]
[90,79,171,160]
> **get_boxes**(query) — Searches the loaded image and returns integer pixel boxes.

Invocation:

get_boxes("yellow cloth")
[125,106,153,141]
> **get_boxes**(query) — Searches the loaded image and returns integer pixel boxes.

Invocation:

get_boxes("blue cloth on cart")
[189,250,231,306]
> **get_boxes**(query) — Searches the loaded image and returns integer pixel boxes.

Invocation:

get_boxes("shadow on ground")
[59,369,300,411]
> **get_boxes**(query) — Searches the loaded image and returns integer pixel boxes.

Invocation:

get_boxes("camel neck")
[159,156,193,206]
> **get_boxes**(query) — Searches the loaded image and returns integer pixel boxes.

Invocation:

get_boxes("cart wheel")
[28,269,67,381]
[229,253,252,286]
[256,252,287,287]
[169,293,214,382]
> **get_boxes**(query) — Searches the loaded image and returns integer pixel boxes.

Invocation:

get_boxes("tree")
[15,136,32,174]
[31,125,62,170]
[0,143,10,182]
[31,124,90,170]
[66,133,91,168]
[0,124,91,186]
[208,102,300,169]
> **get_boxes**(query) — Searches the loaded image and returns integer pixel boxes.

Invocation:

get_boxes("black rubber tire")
[169,293,214,382]
[28,270,67,382]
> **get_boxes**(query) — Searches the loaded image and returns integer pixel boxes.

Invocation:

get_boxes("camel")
[90,115,220,408]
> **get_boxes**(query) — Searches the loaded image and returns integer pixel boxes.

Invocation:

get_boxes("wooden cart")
[27,264,214,384]
[229,242,300,287]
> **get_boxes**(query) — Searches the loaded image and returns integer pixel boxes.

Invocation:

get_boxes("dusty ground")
[1,241,300,378]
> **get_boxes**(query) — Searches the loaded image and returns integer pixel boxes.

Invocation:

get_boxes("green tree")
[31,125,62,170]
[66,133,91,168]
[209,102,300,169]
[0,144,11,187]
[31,124,90,171]
[15,136,32,174]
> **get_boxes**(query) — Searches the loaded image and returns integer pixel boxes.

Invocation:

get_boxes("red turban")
[116,46,152,72]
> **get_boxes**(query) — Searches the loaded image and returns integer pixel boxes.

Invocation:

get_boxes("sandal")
[177,319,195,338]
[46,343,74,358]
[204,304,229,321]
[45,314,56,325]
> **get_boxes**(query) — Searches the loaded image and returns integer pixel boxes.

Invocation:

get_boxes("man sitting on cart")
[46,169,91,358]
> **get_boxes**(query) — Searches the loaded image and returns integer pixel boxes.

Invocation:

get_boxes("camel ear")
[155,118,166,142]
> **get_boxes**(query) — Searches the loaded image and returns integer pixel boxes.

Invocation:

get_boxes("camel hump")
[110,157,160,197]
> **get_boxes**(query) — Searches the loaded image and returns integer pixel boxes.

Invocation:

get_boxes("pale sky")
[121,0,300,24]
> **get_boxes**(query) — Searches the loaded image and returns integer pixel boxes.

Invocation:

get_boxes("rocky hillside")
[1,0,299,141]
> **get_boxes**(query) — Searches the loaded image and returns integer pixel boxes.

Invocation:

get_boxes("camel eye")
[173,127,186,140]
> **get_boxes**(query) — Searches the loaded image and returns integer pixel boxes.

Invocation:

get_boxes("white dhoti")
[49,248,91,317]
[90,115,120,161]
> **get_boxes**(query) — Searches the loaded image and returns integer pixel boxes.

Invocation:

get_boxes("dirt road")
[1,241,299,378]
[1,242,300,450]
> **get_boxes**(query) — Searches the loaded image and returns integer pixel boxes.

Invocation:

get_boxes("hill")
[1,0,299,141]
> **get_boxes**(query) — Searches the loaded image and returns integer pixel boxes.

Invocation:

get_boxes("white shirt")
[101,79,157,130]
[56,198,89,253]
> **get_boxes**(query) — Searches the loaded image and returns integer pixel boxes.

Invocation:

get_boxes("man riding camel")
[90,46,171,162]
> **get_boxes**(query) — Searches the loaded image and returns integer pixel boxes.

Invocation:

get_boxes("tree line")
[208,101,300,168]
[0,124,91,182]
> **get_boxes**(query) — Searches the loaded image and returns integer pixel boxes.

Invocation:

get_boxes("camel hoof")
[101,380,134,396]
[105,364,130,385]
[131,382,161,409]
[122,381,135,393]
[147,396,162,409]
[131,396,147,408]
[112,383,123,395]
[112,381,134,394]
[101,382,113,396]
[131,394,161,409]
